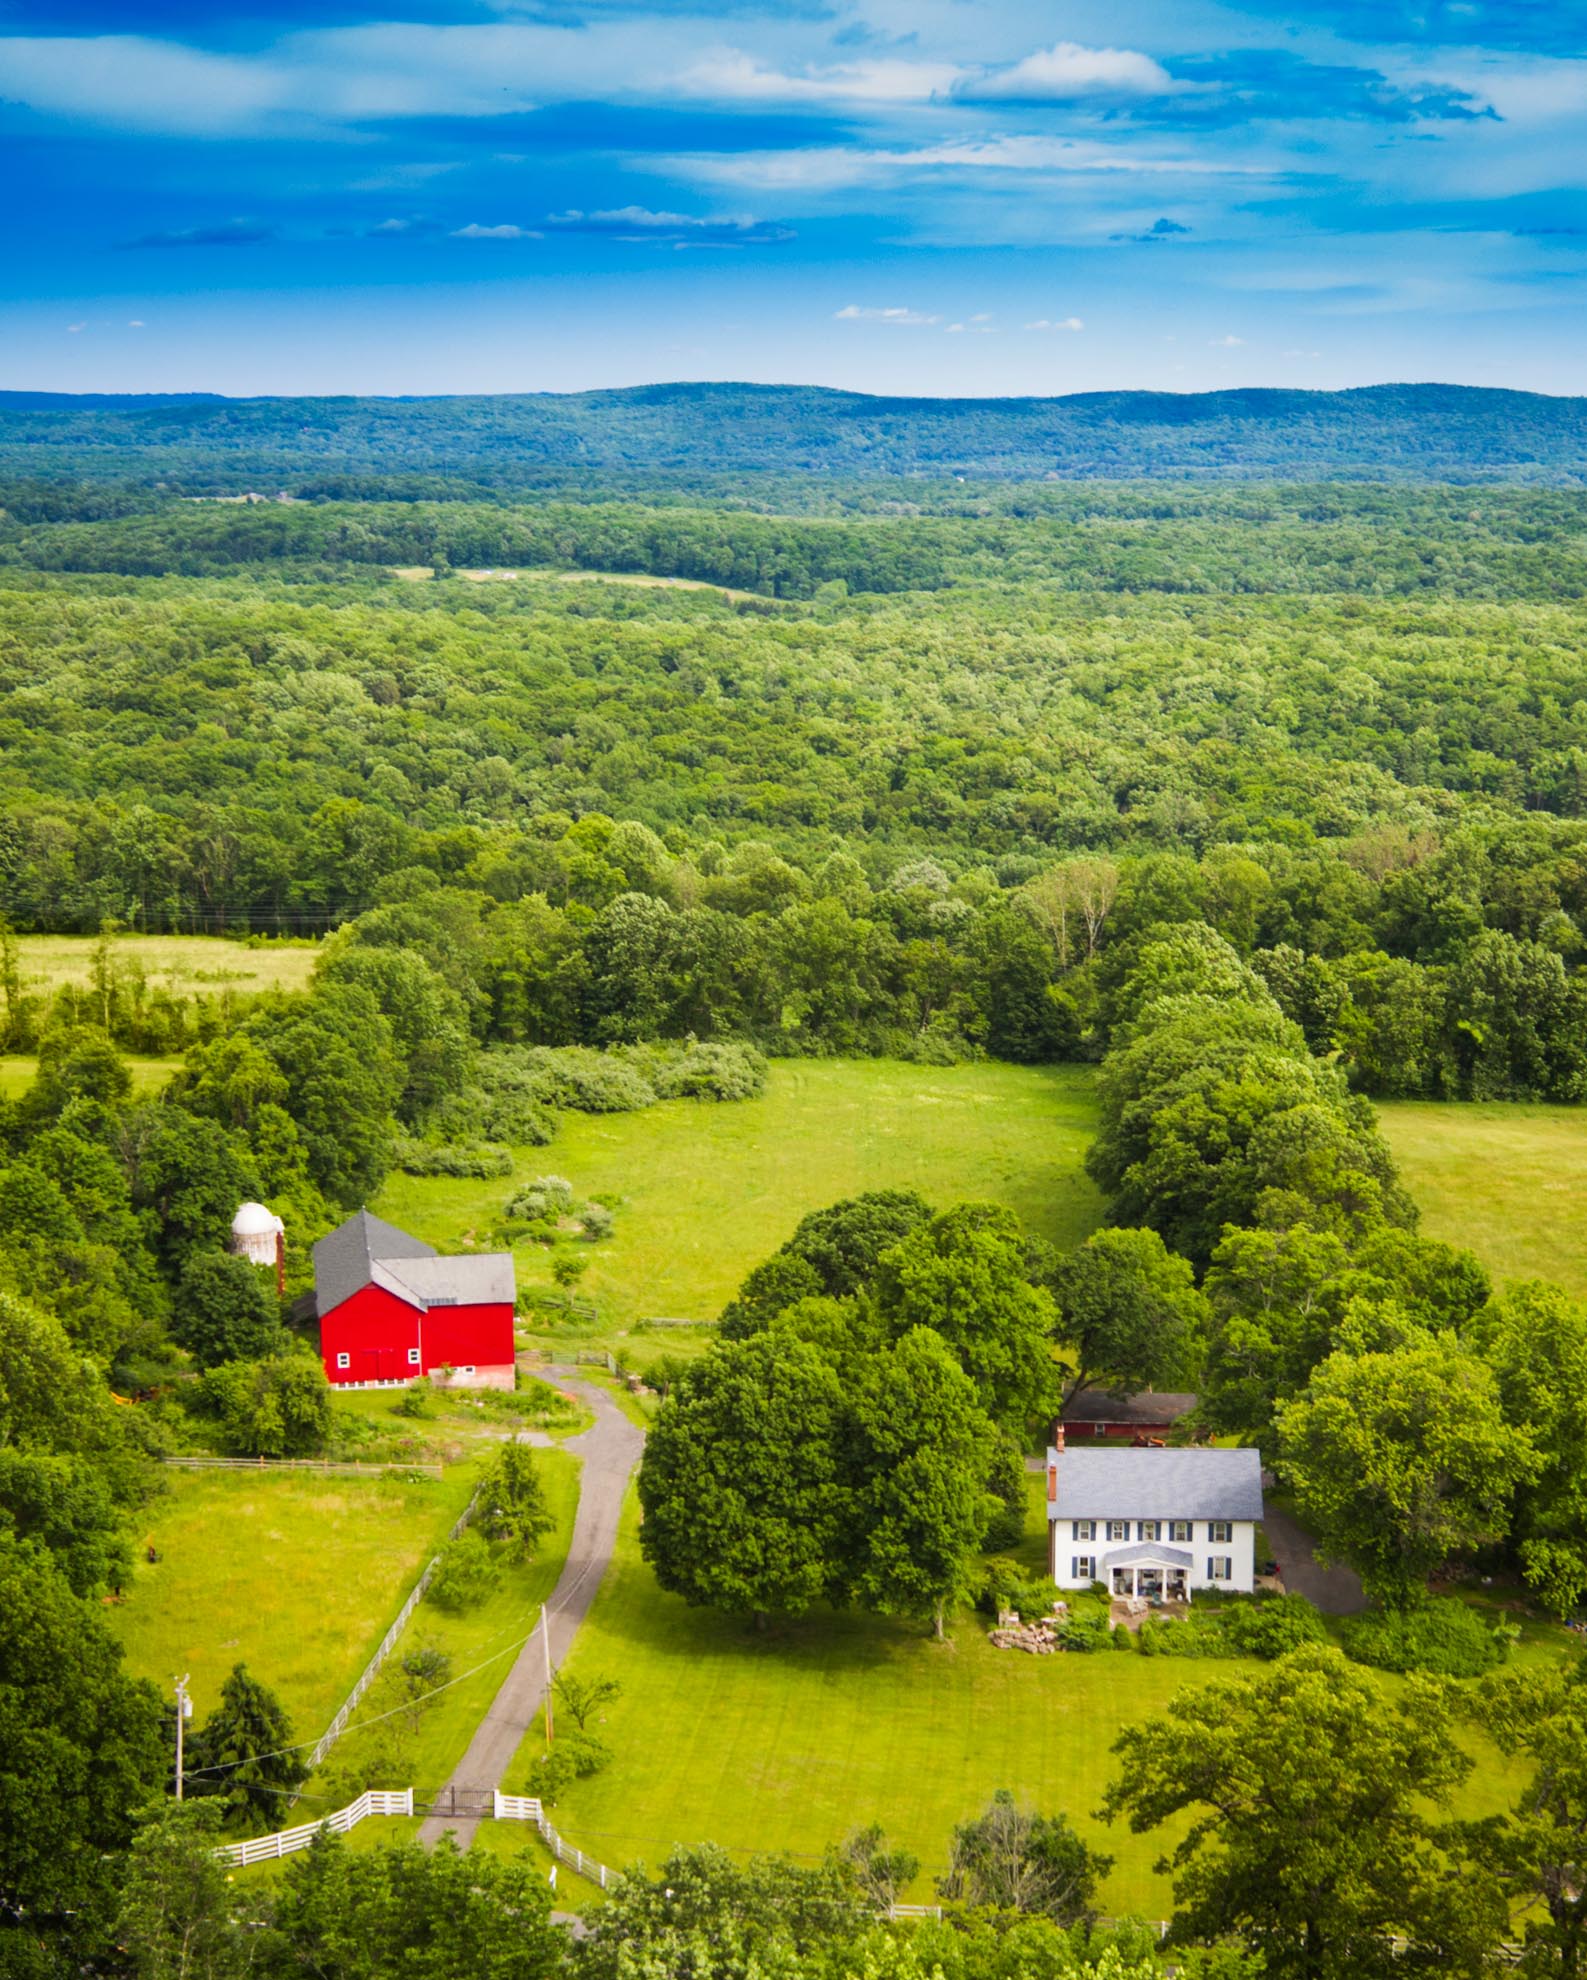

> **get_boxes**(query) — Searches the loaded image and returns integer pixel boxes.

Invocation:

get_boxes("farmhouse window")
[1073,1520,1095,1541]
[1169,1520,1191,1542]
[1107,1520,1129,1542]
[335,1352,350,1370]
[1208,1520,1233,1543]
[1072,1556,1095,1581]
[1208,1556,1233,1581]
[1138,1520,1160,1542]
[407,1347,421,1367]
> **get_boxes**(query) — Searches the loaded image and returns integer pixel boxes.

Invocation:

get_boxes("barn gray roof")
[312,1210,513,1315]
[1061,1390,1199,1427]
[1049,1447,1264,1523]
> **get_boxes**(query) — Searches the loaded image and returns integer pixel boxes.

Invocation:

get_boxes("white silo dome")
[231,1201,285,1266]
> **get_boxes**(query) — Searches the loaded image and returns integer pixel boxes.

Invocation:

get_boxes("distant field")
[375,1059,1104,1343]
[390,564,766,601]
[109,1465,475,1733]
[0,1053,175,1100]
[16,932,318,997]
[1380,1099,1587,1296]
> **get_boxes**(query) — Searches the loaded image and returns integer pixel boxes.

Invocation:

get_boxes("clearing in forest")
[15,932,318,997]
[374,1058,1104,1340]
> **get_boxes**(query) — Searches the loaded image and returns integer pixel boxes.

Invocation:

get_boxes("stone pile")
[988,1609,1067,1653]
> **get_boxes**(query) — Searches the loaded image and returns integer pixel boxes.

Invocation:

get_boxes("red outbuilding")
[312,1209,516,1392]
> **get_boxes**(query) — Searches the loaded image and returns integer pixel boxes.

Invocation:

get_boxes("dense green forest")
[5,473,1587,1100]
[4,380,1587,486]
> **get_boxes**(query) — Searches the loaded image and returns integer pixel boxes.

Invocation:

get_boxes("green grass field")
[305,1445,581,1805]
[1380,1099,1587,1297]
[15,932,318,997]
[0,1053,176,1100]
[376,1059,1104,1347]
[492,1482,1542,1918]
[109,1465,477,1733]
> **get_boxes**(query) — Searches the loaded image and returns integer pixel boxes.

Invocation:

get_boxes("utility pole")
[542,1610,554,1743]
[173,1674,191,1800]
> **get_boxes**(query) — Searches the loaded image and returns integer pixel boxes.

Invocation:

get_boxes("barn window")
[335,1353,350,1370]
[1071,1556,1094,1581]
[407,1347,421,1366]
[459,1366,474,1376]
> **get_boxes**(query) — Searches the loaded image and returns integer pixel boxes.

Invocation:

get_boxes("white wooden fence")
[493,1789,610,1889]
[305,1490,479,1772]
[214,1790,413,1867]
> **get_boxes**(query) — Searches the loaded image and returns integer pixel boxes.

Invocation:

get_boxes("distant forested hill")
[3,380,1587,488]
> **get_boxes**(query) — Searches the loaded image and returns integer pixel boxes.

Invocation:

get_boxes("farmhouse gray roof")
[312,1210,513,1315]
[1061,1390,1199,1427]
[1102,1541,1194,1570]
[1048,1447,1264,1523]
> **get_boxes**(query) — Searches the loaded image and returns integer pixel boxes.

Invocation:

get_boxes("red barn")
[312,1210,516,1392]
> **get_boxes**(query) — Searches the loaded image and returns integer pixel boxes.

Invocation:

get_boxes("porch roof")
[1102,1542,1194,1570]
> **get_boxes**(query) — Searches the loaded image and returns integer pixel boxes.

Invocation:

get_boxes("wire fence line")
[161,1455,443,1479]
[304,1488,480,1774]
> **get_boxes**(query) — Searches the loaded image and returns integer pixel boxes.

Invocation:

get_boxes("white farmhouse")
[1045,1437,1265,1600]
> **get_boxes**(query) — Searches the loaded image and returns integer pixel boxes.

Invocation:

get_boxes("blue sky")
[3,0,1586,396]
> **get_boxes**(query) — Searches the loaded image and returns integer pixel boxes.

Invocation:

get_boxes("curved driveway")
[418,1369,645,1849]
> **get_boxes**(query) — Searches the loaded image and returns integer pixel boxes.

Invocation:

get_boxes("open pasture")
[15,931,318,997]
[1379,1098,1587,1297]
[375,1058,1104,1343]
[0,1053,176,1100]
[108,1463,476,1735]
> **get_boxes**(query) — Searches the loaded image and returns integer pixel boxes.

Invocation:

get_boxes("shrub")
[198,1354,331,1457]
[521,1048,657,1113]
[1053,1612,1113,1653]
[979,1558,1055,1621]
[579,1202,616,1242]
[1224,1594,1329,1660]
[506,1175,576,1223]
[643,1040,768,1103]
[524,1730,611,1804]
[392,1139,512,1178]
[394,1382,436,1420]
[1338,1597,1508,1678]
[425,1531,501,1612]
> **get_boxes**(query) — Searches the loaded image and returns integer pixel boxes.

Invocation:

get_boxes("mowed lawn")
[15,931,318,996]
[495,1488,1540,1920]
[109,1466,476,1734]
[1379,1099,1587,1297]
[377,1059,1104,1335]
[497,1493,1226,1919]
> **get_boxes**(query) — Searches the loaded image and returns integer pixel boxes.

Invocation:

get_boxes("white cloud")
[1210,333,1245,346]
[2,34,285,134]
[834,304,941,325]
[451,222,542,239]
[66,323,87,334]
[675,133,1252,192]
[960,40,1176,103]
[681,48,959,103]
[1027,317,1085,331]
[127,319,146,328]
